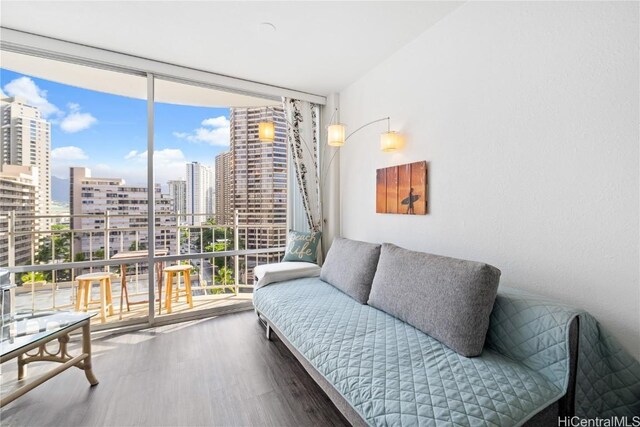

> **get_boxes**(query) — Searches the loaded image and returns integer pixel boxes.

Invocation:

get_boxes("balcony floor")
[15,281,254,327]
[106,292,255,326]
[0,311,348,427]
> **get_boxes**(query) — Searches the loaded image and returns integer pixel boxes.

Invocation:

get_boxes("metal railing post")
[104,211,110,272]
[70,229,75,282]
[176,213,181,255]
[7,211,16,286]
[234,210,239,295]
[51,228,56,284]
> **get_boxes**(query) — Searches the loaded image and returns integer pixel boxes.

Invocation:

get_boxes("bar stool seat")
[163,265,193,314]
[76,272,115,323]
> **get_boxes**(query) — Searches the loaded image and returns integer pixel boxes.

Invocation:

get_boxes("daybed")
[253,239,580,426]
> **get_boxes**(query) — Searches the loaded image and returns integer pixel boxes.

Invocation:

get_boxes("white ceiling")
[1,50,279,107]
[0,1,463,96]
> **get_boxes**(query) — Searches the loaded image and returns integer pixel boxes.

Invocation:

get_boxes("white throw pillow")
[254,262,321,289]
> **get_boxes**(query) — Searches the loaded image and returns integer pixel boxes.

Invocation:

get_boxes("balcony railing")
[0,211,286,327]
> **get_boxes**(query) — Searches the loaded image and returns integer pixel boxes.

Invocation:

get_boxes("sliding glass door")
[0,51,150,328]
[1,48,290,329]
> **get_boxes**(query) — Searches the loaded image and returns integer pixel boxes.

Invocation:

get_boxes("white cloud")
[124,148,188,185]
[3,76,60,118]
[124,150,139,160]
[60,103,97,133]
[201,116,229,128]
[189,127,230,146]
[173,115,230,147]
[50,146,89,178]
[3,78,98,133]
[51,146,88,160]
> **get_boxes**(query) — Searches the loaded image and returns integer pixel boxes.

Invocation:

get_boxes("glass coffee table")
[0,311,99,407]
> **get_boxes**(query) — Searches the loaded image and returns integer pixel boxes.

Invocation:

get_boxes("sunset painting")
[376,161,427,215]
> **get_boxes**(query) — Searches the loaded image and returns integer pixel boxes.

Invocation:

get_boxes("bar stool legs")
[185,273,193,308]
[163,266,194,314]
[75,274,114,324]
[164,271,174,314]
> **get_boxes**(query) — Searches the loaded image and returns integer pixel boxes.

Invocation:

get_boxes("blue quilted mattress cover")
[254,278,579,427]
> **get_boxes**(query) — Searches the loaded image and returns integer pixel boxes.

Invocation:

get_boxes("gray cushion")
[320,237,381,304]
[368,243,501,357]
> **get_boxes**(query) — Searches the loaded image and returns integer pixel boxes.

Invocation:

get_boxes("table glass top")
[1,311,94,357]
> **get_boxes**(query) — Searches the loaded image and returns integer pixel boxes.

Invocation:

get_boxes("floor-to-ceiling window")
[1,51,151,327]
[151,78,287,320]
[0,50,288,329]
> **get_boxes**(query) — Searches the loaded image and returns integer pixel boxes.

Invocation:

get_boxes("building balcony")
[1,211,286,331]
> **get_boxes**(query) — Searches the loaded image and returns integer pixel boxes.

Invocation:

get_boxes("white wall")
[339,1,639,357]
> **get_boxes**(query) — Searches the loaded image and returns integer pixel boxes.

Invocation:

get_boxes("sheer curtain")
[284,98,322,235]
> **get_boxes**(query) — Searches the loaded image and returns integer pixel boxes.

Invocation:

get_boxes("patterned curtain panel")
[284,98,322,233]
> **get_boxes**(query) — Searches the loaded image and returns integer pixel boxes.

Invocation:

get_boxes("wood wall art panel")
[376,161,427,215]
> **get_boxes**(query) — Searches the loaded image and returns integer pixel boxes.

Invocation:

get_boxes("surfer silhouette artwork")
[401,187,421,215]
[376,161,427,215]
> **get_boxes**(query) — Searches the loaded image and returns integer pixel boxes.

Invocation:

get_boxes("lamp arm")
[272,102,389,226]
[320,116,390,190]
[344,117,390,142]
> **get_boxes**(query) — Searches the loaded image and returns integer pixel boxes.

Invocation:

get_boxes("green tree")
[194,219,243,270]
[129,241,147,251]
[34,224,72,282]
[35,224,71,264]
[214,266,234,294]
[93,248,105,259]
[20,271,46,285]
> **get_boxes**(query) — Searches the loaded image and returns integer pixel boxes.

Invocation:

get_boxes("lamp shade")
[259,121,275,143]
[328,124,346,147]
[380,131,400,152]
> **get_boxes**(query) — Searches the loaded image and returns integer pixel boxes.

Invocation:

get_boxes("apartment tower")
[1,96,51,232]
[229,106,287,273]
[214,151,232,225]
[185,162,214,225]
[168,179,187,216]
[69,167,176,258]
[0,165,37,267]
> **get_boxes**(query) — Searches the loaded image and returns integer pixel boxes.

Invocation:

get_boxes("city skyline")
[0,68,230,189]
[0,70,289,273]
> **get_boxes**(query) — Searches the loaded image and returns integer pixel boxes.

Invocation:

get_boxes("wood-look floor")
[0,311,349,427]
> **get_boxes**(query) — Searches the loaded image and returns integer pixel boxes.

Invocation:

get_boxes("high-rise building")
[185,162,214,225]
[1,96,51,233]
[230,106,287,275]
[70,167,176,258]
[168,179,187,216]
[0,165,37,267]
[214,151,232,225]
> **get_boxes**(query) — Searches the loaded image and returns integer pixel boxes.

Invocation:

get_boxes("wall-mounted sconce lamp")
[259,106,401,152]
[327,124,346,147]
[327,114,401,152]
[380,130,400,152]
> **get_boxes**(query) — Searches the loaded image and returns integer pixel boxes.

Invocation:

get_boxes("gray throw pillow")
[368,243,501,357]
[320,237,381,304]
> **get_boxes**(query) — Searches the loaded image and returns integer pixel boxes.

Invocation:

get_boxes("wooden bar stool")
[75,272,114,323]
[163,265,193,314]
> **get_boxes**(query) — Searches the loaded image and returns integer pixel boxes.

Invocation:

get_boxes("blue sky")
[0,68,230,186]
